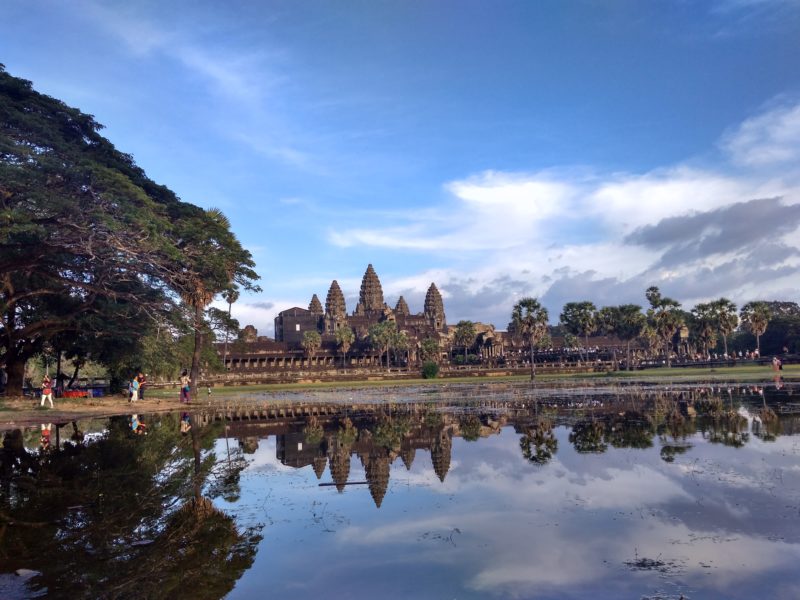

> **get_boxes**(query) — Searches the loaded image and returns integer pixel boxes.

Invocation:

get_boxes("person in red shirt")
[40,375,53,408]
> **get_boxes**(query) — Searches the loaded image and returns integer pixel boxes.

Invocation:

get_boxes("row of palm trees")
[512,287,773,380]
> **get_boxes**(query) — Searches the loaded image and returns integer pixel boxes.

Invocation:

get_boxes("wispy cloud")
[721,98,800,167]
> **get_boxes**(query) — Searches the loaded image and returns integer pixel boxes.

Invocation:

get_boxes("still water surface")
[2,382,800,599]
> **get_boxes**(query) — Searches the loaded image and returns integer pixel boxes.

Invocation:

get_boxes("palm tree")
[712,298,738,357]
[511,297,549,381]
[301,330,322,368]
[691,302,717,358]
[740,301,771,356]
[368,321,395,369]
[559,301,597,362]
[646,286,683,367]
[221,287,239,371]
[334,325,355,368]
[610,304,646,371]
[454,320,476,362]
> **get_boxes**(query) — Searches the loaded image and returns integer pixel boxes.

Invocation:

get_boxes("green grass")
[147,363,798,397]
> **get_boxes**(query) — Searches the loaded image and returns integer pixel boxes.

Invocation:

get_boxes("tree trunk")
[67,361,81,388]
[756,334,761,356]
[722,334,728,357]
[626,340,632,371]
[190,303,203,393]
[529,336,536,381]
[4,349,29,397]
[665,339,671,368]
[222,302,231,371]
[56,350,62,395]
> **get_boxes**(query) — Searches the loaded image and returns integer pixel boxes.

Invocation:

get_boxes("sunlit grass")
[147,363,798,397]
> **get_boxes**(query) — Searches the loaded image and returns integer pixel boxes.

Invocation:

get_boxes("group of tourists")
[128,372,147,403]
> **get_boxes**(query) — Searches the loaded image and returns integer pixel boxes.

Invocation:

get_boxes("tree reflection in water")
[520,417,558,465]
[0,413,261,599]
[1,382,795,598]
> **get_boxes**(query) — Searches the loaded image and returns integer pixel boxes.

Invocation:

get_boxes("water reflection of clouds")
[326,426,800,598]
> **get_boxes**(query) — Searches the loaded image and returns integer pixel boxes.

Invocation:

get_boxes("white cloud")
[721,100,800,167]
[321,98,800,325]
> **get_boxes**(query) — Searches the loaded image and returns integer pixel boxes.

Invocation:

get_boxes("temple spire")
[325,280,347,319]
[309,294,323,315]
[424,283,446,329]
[356,264,385,314]
[395,296,410,316]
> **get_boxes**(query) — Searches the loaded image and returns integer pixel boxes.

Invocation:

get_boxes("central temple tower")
[354,264,386,315]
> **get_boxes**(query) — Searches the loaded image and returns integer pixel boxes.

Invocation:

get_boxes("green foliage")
[560,301,598,341]
[421,361,439,378]
[454,320,476,358]
[368,320,397,368]
[420,337,441,363]
[459,414,482,441]
[645,286,683,366]
[511,297,549,380]
[740,301,771,353]
[301,330,322,358]
[0,65,259,394]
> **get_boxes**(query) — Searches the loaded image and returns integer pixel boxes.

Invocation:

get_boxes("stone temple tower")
[424,283,446,330]
[355,264,385,315]
[308,294,323,315]
[324,280,347,333]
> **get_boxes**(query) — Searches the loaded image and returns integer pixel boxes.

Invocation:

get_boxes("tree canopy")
[0,65,258,394]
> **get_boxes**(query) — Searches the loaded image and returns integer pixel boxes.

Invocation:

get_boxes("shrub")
[421,361,439,379]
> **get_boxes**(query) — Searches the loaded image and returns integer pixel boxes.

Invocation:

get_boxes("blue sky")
[2,0,800,335]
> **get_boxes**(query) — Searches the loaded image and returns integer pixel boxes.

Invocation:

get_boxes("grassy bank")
[146,363,798,397]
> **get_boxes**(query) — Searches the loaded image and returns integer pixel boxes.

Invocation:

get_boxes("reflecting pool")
[2,382,800,599]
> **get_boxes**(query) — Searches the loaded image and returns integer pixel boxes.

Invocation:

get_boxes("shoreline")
[1,364,796,429]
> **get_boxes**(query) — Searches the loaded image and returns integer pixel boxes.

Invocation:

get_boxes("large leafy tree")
[559,301,597,361]
[0,65,258,394]
[174,207,259,391]
[510,297,549,381]
[740,301,771,355]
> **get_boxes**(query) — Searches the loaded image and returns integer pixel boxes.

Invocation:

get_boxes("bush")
[421,361,439,379]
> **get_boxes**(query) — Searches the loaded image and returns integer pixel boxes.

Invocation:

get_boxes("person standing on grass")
[179,369,191,404]
[40,374,53,408]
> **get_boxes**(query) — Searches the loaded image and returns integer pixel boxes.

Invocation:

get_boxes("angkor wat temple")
[221,264,465,371]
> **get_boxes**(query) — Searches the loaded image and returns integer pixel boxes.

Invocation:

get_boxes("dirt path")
[0,394,193,430]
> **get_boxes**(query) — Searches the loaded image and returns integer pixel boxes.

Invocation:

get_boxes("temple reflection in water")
[2,381,800,599]
[190,381,799,508]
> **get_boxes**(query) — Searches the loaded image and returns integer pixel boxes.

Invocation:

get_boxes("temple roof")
[325,280,347,318]
[431,430,452,483]
[329,448,351,493]
[309,294,323,315]
[395,296,410,316]
[424,283,445,324]
[312,455,328,479]
[358,264,384,313]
